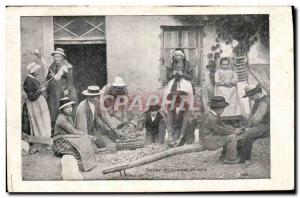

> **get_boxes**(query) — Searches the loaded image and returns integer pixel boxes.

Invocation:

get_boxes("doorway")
[54,44,107,102]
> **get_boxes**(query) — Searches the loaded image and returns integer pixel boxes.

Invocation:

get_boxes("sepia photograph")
[6,6,294,192]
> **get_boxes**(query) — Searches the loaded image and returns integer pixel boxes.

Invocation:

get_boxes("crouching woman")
[53,97,97,172]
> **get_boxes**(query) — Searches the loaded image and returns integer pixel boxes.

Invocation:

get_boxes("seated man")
[136,104,166,145]
[199,96,240,160]
[74,86,124,152]
[236,84,270,163]
[53,97,97,172]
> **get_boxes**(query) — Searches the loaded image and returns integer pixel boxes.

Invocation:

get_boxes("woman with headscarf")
[22,62,51,141]
[36,48,78,130]
[163,49,195,147]
[164,49,194,101]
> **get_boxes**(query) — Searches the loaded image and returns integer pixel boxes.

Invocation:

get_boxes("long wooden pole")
[102,144,204,174]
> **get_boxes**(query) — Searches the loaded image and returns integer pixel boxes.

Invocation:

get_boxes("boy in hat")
[199,96,240,155]
[75,85,124,152]
[53,97,97,172]
[236,84,270,163]
[136,104,166,145]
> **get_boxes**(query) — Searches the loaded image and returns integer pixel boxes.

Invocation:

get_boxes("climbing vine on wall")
[174,15,269,56]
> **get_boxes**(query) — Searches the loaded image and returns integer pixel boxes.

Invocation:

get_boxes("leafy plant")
[174,15,269,56]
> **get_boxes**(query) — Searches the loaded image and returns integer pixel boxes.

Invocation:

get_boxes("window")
[54,16,105,44]
[160,26,203,86]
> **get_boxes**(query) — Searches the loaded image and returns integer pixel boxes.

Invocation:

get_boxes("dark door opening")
[54,44,107,102]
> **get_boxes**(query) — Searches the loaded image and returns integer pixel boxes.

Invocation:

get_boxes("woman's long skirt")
[25,95,51,138]
[53,136,97,172]
[214,86,244,117]
[164,78,194,101]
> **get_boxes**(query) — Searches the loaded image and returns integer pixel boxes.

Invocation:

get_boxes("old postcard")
[6,6,294,192]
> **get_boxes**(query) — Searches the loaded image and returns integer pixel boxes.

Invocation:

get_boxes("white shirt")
[88,101,95,120]
[176,107,184,115]
[151,113,157,121]
[209,109,218,116]
[28,74,35,79]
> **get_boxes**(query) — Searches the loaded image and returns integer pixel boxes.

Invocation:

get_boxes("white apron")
[26,95,52,138]
[214,69,244,117]
[215,85,243,117]
[163,78,194,101]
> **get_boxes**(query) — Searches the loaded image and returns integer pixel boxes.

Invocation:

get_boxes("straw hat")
[26,62,41,73]
[51,48,66,57]
[59,97,75,110]
[82,85,102,96]
[112,76,126,87]
[243,84,262,98]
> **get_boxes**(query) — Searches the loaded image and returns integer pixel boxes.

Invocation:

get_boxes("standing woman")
[214,57,243,118]
[43,48,78,130]
[22,62,51,139]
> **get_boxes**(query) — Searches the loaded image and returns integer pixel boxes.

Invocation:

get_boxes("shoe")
[223,157,242,164]
[244,160,252,166]
[29,147,38,154]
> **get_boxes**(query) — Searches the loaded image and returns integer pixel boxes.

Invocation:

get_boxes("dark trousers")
[237,124,269,162]
[145,123,166,144]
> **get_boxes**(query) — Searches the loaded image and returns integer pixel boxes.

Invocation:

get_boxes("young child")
[137,104,166,145]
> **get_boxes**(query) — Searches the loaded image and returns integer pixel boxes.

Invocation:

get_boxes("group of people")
[200,84,269,164]
[22,48,130,171]
[161,48,269,164]
[22,47,270,174]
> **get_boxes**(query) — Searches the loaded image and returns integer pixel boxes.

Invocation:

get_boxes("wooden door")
[161,26,203,86]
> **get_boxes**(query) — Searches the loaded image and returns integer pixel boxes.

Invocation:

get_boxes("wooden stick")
[102,144,204,174]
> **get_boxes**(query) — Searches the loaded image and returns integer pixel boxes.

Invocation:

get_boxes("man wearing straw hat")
[36,48,78,131]
[75,85,124,152]
[235,84,270,163]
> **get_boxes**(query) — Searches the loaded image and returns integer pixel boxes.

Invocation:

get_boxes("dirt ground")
[22,137,270,180]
